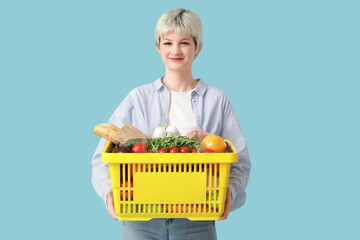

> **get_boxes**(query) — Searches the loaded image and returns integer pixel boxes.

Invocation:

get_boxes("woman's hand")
[107,189,118,220]
[220,186,232,220]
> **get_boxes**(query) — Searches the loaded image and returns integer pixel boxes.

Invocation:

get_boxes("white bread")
[94,123,121,143]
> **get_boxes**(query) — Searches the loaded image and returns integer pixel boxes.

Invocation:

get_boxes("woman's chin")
[166,64,191,72]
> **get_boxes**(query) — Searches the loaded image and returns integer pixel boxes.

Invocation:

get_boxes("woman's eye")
[181,42,189,45]
[164,42,171,45]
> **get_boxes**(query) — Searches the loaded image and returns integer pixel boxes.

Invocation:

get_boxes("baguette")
[94,123,121,144]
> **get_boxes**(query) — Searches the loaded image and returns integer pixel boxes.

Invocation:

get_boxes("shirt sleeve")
[220,95,251,211]
[91,94,134,208]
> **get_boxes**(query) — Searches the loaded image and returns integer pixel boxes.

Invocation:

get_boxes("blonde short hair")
[155,8,203,53]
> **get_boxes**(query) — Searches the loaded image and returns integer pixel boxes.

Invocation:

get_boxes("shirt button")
[191,98,195,102]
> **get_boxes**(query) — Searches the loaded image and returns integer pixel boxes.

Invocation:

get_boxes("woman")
[92,8,251,239]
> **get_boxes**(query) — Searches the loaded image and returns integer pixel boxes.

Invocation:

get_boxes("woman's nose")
[171,45,181,55]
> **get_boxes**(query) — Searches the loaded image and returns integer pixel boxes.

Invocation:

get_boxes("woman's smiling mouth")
[169,58,184,61]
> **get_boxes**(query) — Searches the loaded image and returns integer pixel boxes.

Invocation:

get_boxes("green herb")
[147,136,202,153]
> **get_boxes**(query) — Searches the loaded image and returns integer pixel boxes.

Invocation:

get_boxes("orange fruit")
[202,135,227,153]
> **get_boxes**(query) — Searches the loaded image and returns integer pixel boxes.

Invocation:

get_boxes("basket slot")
[121,164,124,186]
[209,164,213,188]
[125,163,132,182]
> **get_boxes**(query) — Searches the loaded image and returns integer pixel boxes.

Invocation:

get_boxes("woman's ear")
[156,43,161,53]
[195,45,202,56]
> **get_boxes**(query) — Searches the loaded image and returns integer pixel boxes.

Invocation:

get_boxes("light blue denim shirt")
[91,77,251,212]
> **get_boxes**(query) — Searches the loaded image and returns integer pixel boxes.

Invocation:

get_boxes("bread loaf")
[94,123,121,144]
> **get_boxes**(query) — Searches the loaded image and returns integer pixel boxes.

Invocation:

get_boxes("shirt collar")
[154,77,208,96]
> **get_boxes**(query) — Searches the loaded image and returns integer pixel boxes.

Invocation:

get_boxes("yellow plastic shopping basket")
[101,140,238,221]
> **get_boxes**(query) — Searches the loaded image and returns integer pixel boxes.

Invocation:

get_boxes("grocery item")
[94,123,120,143]
[147,136,202,153]
[115,147,131,153]
[202,149,215,153]
[180,147,191,153]
[187,128,208,142]
[159,148,169,153]
[202,135,227,153]
[165,125,179,137]
[94,123,150,145]
[169,147,180,153]
[131,142,148,153]
[152,125,180,138]
[122,138,151,149]
[153,126,167,138]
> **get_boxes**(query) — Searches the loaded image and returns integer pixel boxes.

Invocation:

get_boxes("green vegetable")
[121,138,151,149]
[147,136,202,153]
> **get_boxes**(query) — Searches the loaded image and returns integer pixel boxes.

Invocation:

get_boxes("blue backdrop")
[1,0,359,239]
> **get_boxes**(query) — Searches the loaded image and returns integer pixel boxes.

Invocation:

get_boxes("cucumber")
[121,138,151,149]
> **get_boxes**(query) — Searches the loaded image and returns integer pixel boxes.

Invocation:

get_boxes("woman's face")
[157,32,201,72]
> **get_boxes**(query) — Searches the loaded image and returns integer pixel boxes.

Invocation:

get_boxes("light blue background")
[1,0,359,239]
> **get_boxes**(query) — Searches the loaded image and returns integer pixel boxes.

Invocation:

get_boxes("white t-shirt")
[168,89,198,136]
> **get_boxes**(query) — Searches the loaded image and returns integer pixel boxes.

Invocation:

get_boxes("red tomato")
[180,147,190,153]
[131,142,147,153]
[191,148,197,153]
[169,147,179,153]
[202,149,215,153]
[158,148,168,153]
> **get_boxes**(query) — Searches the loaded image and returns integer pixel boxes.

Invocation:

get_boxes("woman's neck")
[162,70,198,92]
